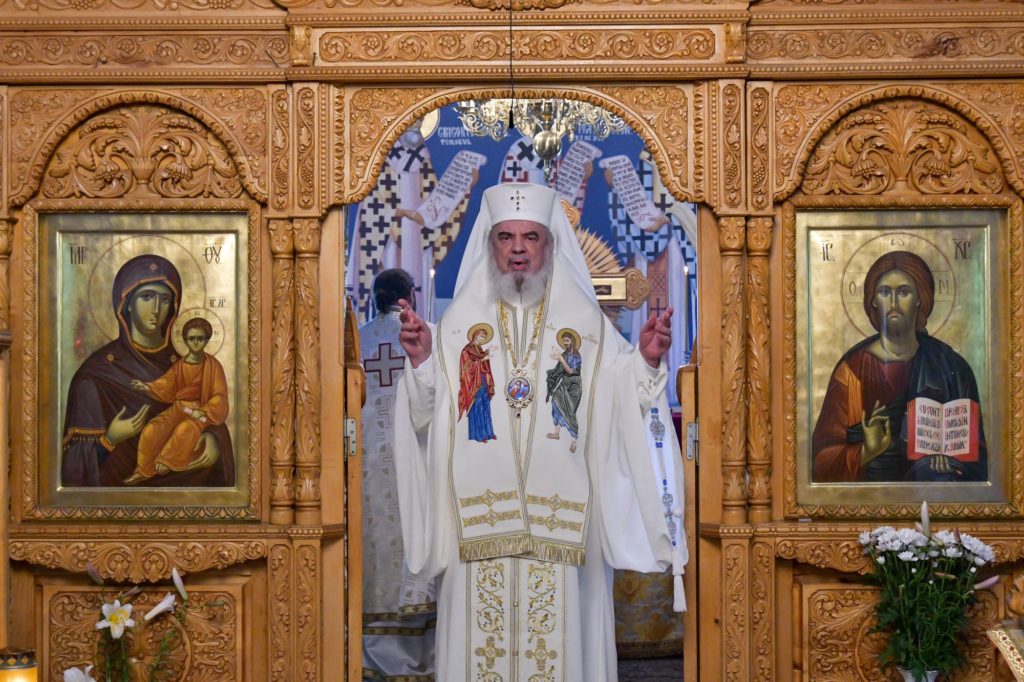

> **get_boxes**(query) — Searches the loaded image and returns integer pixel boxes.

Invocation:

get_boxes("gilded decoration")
[317,29,715,63]
[802,583,1000,680]
[47,587,239,682]
[0,34,288,69]
[9,88,269,206]
[0,0,275,9]
[473,560,508,678]
[526,562,559,680]
[9,540,266,582]
[40,105,242,200]
[802,99,1004,196]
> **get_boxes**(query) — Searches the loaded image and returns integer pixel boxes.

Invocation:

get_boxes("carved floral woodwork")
[0,220,11,329]
[719,216,747,524]
[270,87,291,212]
[721,83,743,209]
[9,88,269,206]
[750,541,773,682]
[295,86,317,211]
[723,541,749,682]
[294,218,321,523]
[269,543,292,682]
[746,217,772,523]
[47,588,239,682]
[749,85,771,211]
[802,98,1004,196]
[0,33,288,69]
[803,583,1000,681]
[749,27,1024,62]
[9,540,266,583]
[41,104,242,200]
[318,28,716,64]
[269,219,296,526]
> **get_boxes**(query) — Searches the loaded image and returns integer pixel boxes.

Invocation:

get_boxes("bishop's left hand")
[639,307,673,369]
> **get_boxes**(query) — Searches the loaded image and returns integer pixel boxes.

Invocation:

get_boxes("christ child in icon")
[125,316,230,484]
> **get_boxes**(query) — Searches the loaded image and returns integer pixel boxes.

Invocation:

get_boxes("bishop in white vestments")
[360,269,437,680]
[394,183,687,682]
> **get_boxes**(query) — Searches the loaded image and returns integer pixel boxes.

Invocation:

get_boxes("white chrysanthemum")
[877,556,885,565]
[897,550,918,562]
[944,546,963,559]
[934,530,957,545]
[859,531,873,547]
[960,534,995,563]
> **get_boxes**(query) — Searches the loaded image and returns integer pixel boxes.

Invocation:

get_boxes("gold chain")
[499,301,545,369]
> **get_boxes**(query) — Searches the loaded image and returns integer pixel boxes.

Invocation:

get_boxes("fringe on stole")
[459,533,532,562]
[458,535,585,566]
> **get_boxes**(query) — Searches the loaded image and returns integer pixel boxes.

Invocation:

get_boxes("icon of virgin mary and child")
[61,254,235,488]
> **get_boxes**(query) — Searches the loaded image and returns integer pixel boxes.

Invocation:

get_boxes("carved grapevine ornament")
[803,99,1004,196]
[42,104,242,199]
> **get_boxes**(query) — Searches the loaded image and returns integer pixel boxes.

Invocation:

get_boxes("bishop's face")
[490,220,550,278]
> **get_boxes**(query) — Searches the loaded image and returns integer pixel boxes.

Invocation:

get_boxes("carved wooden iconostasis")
[2,0,1024,681]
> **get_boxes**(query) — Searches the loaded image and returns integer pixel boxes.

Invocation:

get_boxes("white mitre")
[454,182,594,301]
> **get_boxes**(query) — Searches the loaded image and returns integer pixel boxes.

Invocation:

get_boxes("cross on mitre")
[509,189,526,212]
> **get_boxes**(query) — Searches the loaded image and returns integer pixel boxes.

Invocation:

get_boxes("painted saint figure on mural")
[546,328,583,454]
[457,323,496,443]
[61,254,234,488]
[812,251,986,483]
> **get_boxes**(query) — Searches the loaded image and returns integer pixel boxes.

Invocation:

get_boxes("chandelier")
[456,98,628,153]
[456,98,628,179]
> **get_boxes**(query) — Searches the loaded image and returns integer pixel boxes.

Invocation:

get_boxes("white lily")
[144,592,176,622]
[95,599,135,639]
[63,665,95,682]
[171,566,189,601]
[920,500,930,538]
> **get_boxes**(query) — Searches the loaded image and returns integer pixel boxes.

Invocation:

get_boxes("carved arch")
[336,84,695,207]
[10,90,268,207]
[775,84,1024,202]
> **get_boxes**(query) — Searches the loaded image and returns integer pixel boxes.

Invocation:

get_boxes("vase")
[896,667,940,682]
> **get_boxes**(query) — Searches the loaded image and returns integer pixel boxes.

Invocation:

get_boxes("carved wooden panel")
[723,540,749,682]
[798,577,1002,681]
[720,216,747,524]
[43,578,245,682]
[10,539,266,582]
[802,98,1004,196]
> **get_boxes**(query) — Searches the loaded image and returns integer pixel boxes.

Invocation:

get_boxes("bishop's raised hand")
[639,306,673,369]
[398,299,432,368]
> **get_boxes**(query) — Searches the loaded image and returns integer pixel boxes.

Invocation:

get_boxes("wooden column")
[269,219,296,526]
[719,216,748,526]
[745,216,773,524]
[294,218,322,525]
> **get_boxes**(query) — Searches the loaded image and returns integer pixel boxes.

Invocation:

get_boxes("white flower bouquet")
[64,566,190,682]
[859,502,998,681]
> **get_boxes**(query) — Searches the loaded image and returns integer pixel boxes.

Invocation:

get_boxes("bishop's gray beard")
[489,251,551,308]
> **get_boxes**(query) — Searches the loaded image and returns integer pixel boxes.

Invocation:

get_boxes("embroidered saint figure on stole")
[546,328,583,454]
[458,323,497,443]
